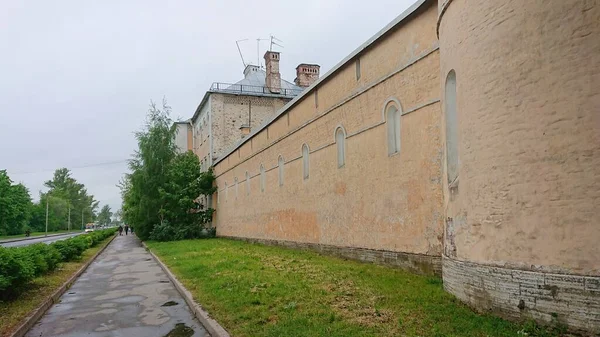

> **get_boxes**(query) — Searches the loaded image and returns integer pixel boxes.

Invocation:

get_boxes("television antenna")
[256,37,268,67]
[269,35,284,51]
[235,39,249,68]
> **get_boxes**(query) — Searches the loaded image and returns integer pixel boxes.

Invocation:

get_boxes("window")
[386,104,401,155]
[234,178,238,198]
[245,171,250,195]
[336,127,346,168]
[278,156,285,186]
[445,70,459,185]
[260,164,266,192]
[356,58,361,80]
[302,144,310,179]
[314,89,319,108]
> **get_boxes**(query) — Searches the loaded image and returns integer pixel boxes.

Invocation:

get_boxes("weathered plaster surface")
[439,0,600,275]
[213,2,443,263]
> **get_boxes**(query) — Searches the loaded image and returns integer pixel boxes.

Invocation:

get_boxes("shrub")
[0,229,116,299]
[51,240,78,261]
[0,247,36,297]
[150,221,216,242]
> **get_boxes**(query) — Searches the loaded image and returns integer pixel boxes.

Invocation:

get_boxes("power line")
[7,159,129,175]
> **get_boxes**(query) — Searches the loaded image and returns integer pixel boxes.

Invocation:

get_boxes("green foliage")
[0,170,33,236]
[0,229,115,299]
[0,168,101,236]
[120,100,216,241]
[0,247,35,295]
[96,205,113,226]
[40,168,100,231]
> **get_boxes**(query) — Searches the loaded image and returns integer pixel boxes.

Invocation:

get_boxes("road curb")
[142,242,231,337]
[0,232,82,244]
[9,233,117,337]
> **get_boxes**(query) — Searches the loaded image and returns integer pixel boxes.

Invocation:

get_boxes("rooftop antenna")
[235,39,248,68]
[256,37,268,68]
[269,35,284,51]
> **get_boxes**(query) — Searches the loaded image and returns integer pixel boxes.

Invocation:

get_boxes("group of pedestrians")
[118,224,133,236]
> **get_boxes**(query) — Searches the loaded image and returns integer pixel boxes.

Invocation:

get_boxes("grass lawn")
[0,230,83,241]
[147,239,564,337]
[0,236,113,337]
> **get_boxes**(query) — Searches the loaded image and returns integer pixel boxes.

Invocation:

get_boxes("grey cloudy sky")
[0,0,414,213]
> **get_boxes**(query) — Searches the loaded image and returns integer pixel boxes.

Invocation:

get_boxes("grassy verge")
[0,230,82,241]
[0,235,113,337]
[147,239,565,337]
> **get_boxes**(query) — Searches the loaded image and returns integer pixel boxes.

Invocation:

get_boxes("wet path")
[25,234,209,337]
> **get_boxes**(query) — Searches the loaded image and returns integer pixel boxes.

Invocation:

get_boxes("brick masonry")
[443,257,600,334]
[223,235,442,276]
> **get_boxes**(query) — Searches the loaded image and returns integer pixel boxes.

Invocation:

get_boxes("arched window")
[445,70,459,186]
[386,104,401,155]
[244,171,249,195]
[234,177,238,198]
[260,164,266,192]
[335,127,346,168]
[278,156,285,186]
[302,144,310,180]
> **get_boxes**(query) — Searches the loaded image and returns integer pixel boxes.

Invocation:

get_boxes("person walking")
[124,224,129,236]
[130,226,134,235]
[118,225,123,236]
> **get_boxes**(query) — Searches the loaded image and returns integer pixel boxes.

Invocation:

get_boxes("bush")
[0,247,36,297]
[149,221,216,242]
[0,229,116,299]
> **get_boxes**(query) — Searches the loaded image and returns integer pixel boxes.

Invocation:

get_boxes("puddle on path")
[163,323,194,337]
[161,301,178,307]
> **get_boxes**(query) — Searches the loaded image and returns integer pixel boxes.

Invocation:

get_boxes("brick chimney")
[264,51,281,93]
[294,64,320,87]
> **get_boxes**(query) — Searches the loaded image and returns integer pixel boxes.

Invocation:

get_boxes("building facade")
[185,54,319,171]
[186,0,599,333]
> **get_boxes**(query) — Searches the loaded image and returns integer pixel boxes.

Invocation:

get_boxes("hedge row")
[0,229,116,299]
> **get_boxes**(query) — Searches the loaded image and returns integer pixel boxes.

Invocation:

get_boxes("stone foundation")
[221,235,442,276]
[443,257,600,335]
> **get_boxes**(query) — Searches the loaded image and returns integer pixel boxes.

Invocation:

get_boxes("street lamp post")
[45,197,49,237]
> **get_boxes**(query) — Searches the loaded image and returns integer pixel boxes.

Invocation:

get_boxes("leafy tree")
[120,99,216,241]
[43,168,99,229]
[97,205,112,226]
[0,171,33,235]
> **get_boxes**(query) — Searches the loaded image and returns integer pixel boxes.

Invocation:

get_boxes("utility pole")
[68,205,71,232]
[45,198,49,237]
[81,208,84,230]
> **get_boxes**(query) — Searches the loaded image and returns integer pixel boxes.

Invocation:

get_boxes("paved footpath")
[25,234,209,337]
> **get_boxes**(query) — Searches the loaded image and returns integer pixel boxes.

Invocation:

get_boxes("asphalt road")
[25,234,208,337]
[0,232,85,248]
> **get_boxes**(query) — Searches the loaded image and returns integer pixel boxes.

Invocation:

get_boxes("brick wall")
[213,1,443,270]
[210,93,290,160]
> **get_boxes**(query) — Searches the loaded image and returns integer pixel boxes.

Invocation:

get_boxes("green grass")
[0,230,82,241]
[0,236,112,337]
[147,239,565,337]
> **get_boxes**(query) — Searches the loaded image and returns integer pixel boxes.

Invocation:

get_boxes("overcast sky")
[0,0,414,213]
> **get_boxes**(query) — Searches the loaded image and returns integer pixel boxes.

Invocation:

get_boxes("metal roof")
[191,65,304,122]
[235,65,302,92]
